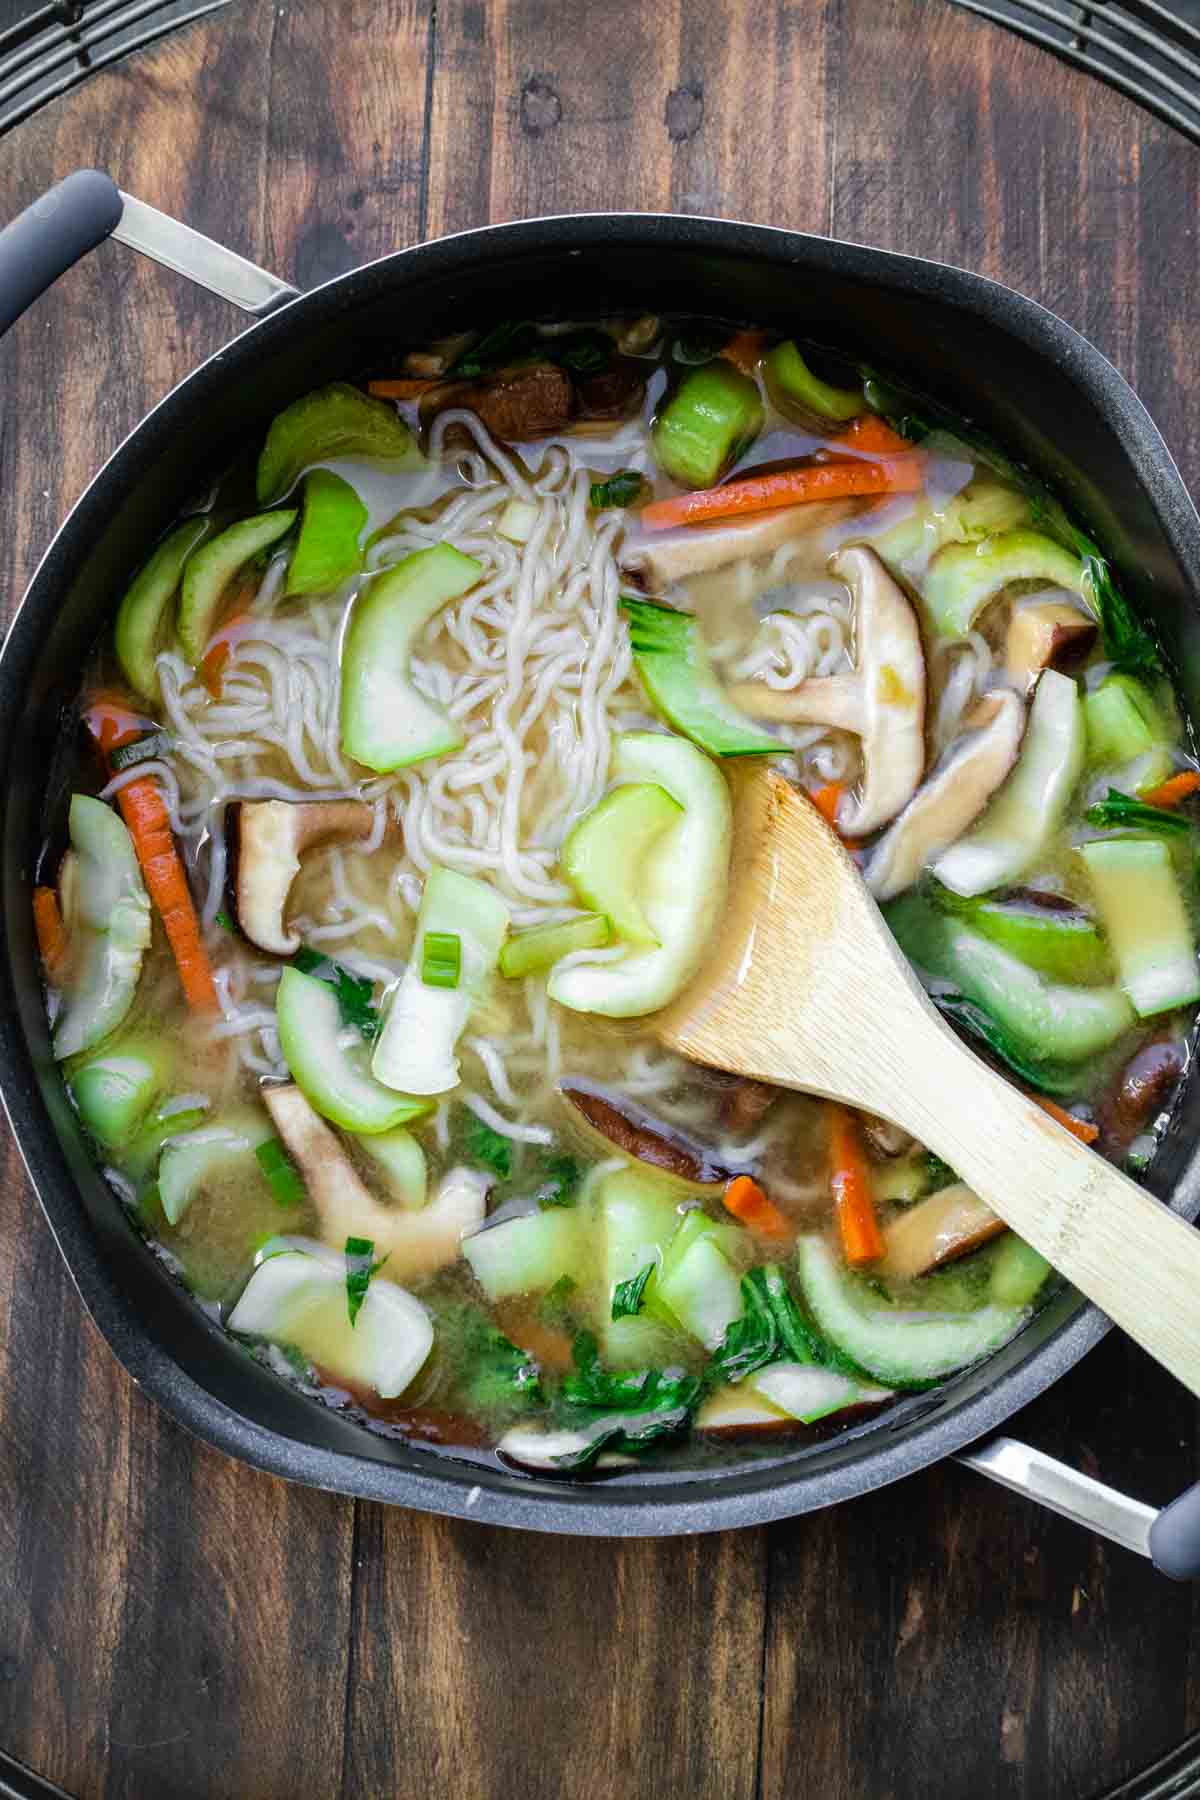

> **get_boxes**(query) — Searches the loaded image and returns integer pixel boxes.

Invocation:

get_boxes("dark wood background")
[1,3,1199,1795]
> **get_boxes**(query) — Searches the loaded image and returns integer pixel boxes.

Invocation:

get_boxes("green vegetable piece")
[121,1107,209,1185]
[938,892,1113,985]
[651,361,764,489]
[53,796,152,1062]
[276,967,431,1133]
[284,469,368,598]
[561,781,682,947]
[441,1302,541,1416]
[466,1116,512,1179]
[923,529,1088,639]
[345,1235,386,1327]
[887,891,1135,1068]
[620,597,782,757]
[292,947,380,1041]
[109,731,168,773]
[1078,836,1200,1018]
[340,543,482,773]
[1083,674,1166,765]
[158,1113,274,1226]
[421,930,462,989]
[589,470,647,510]
[612,1260,656,1320]
[498,912,612,979]
[178,510,297,666]
[794,1235,1029,1390]
[763,341,863,423]
[989,1235,1051,1308]
[255,1136,307,1209]
[552,1331,703,1469]
[354,1127,428,1210]
[114,518,210,700]
[462,1207,587,1301]
[69,1042,168,1149]
[449,321,537,378]
[535,1155,579,1210]
[256,382,421,505]
[655,1229,743,1349]
[1084,788,1189,836]
[215,909,234,932]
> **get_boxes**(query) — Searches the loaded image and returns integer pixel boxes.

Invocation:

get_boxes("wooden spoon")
[656,765,1200,1397]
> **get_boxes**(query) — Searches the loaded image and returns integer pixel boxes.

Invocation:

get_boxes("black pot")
[2,173,1200,1557]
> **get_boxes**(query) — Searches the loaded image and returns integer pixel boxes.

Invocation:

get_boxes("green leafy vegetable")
[293,947,380,1042]
[535,1154,579,1210]
[539,1274,578,1327]
[109,731,168,772]
[445,1303,541,1414]
[344,1235,387,1327]
[465,1116,512,1179]
[1084,787,1191,836]
[589,470,647,511]
[214,909,234,932]
[611,1261,656,1321]
[924,1154,958,1193]
[449,320,538,378]
[448,322,612,381]
[549,329,612,375]
[933,993,1080,1095]
[255,1137,306,1209]
[671,324,728,366]
[553,1331,703,1469]
[421,930,462,989]
[707,1266,851,1387]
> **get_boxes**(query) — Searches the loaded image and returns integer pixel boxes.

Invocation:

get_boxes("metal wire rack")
[948,1,1200,143]
[0,0,230,137]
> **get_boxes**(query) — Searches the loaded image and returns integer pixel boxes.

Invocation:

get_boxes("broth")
[37,315,1198,1476]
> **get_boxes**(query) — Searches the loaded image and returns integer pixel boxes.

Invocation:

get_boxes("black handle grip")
[0,170,122,339]
[1149,1478,1200,1579]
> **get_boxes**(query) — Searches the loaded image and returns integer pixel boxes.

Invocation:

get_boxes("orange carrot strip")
[829,1105,884,1266]
[810,782,845,828]
[1033,1096,1099,1145]
[1139,770,1200,809]
[721,330,769,374]
[116,777,218,1013]
[367,378,443,399]
[33,886,70,985]
[81,691,153,756]
[723,1174,793,1241]
[828,414,914,458]
[640,457,922,532]
[199,612,253,699]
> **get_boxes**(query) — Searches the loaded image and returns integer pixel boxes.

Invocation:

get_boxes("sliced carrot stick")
[723,1174,793,1241]
[1139,770,1200,809]
[1032,1095,1100,1146]
[640,456,923,532]
[828,414,915,458]
[116,777,218,1013]
[33,885,70,985]
[828,1105,884,1266]
[722,330,769,374]
[367,377,443,400]
[810,782,845,828]
[494,1310,574,1372]
[81,691,153,756]
[199,612,253,699]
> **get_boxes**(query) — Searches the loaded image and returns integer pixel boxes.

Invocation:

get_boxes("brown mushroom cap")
[878,1182,1005,1280]
[229,798,376,955]
[696,1385,803,1440]
[727,545,927,836]
[865,688,1026,901]
[559,1079,741,1194]
[1005,592,1097,691]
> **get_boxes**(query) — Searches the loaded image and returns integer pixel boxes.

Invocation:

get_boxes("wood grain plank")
[343,1509,767,1800]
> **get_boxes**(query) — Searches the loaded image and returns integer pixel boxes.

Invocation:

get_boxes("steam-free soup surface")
[37,316,1198,1474]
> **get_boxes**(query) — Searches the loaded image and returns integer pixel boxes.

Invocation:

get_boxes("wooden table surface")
[2,3,1200,1795]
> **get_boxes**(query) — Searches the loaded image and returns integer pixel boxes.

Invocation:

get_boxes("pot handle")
[958,1437,1200,1578]
[0,170,122,337]
[0,172,299,341]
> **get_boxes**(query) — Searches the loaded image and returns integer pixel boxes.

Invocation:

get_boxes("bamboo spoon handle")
[875,1012,1200,1397]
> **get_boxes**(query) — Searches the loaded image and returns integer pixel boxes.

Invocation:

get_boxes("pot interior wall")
[3,221,1199,1527]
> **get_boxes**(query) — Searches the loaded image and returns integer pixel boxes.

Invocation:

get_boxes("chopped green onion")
[611,1260,656,1320]
[589,470,647,511]
[1084,788,1190,835]
[345,1235,387,1327]
[214,908,234,932]
[110,731,168,771]
[421,930,462,989]
[255,1137,306,1209]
